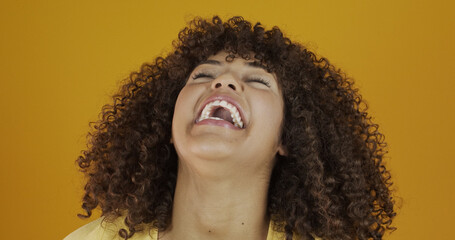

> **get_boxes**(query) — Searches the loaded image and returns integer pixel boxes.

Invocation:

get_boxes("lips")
[195,94,247,129]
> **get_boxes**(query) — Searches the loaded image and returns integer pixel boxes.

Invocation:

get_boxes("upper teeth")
[198,100,244,128]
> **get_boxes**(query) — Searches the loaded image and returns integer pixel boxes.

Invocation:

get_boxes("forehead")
[208,51,249,61]
[197,51,270,72]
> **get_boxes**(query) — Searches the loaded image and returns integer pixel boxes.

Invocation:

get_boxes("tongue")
[212,107,233,123]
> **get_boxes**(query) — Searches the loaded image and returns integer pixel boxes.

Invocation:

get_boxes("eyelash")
[192,72,213,79]
[246,78,271,87]
[192,72,271,88]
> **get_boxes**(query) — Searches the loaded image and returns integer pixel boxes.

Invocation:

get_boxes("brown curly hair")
[76,16,396,240]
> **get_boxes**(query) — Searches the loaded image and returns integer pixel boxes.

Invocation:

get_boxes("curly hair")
[76,16,396,240]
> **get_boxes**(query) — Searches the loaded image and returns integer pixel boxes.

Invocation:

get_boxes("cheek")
[174,86,192,112]
[172,85,203,127]
[172,88,190,130]
[252,94,284,131]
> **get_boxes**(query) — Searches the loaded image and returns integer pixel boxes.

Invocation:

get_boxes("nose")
[211,74,242,92]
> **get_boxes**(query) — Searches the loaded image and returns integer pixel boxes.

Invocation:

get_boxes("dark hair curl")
[76,16,396,240]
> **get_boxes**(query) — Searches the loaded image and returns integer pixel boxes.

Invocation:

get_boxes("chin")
[186,137,236,160]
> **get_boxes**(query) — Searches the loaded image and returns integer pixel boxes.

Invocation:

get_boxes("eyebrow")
[198,59,269,71]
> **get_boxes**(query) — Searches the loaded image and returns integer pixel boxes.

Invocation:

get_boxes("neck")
[159,162,272,240]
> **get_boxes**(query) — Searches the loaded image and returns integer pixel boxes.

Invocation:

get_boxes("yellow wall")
[1,0,453,239]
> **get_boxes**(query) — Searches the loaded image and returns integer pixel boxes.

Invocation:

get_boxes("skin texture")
[163,51,285,240]
[76,16,396,240]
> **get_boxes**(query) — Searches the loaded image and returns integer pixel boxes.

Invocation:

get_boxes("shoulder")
[63,216,158,240]
[267,220,322,240]
[63,217,107,240]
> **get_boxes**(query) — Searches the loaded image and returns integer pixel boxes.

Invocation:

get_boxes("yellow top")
[64,216,321,240]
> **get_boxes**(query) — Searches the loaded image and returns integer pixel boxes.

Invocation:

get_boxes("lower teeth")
[200,117,242,128]
[207,117,224,121]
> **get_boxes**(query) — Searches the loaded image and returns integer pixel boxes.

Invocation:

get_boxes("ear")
[277,143,288,157]
[170,137,174,144]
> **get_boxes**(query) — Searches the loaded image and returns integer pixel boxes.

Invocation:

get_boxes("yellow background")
[1,0,453,239]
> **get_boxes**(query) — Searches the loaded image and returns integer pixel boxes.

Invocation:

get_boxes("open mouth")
[196,100,244,128]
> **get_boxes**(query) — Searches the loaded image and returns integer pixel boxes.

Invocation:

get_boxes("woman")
[65,16,396,240]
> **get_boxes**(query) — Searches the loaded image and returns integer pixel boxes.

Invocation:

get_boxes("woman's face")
[172,51,285,178]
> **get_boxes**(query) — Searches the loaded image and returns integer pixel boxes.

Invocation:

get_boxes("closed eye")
[246,78,271,88]
[192,71,271,88]
[192,72,214,80]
